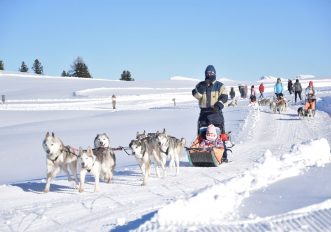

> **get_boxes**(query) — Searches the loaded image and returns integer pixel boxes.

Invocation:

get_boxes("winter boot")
[222,141,228,163]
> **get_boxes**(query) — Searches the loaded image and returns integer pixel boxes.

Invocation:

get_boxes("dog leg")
[174,151,180,176]
[44,165,60,193]
[142,162,149,186]
[94,171,100,192]
[68,161,79,187]
[79,169,87,193]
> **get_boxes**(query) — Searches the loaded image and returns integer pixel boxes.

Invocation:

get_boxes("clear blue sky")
[1,0,330,81]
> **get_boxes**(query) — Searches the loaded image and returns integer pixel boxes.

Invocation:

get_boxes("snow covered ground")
[0,71,331,232]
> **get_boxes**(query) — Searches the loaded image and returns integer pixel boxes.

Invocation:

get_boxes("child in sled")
[200,124,224,148]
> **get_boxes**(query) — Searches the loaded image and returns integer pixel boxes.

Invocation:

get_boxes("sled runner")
[186,127,233,167]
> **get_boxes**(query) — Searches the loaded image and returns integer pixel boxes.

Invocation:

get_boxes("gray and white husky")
[157,129,186,175]
[94,133,116,168]
[78,146,115,192]
[129,134,166,185]
[42,132,78,193]
[94,133,110,148]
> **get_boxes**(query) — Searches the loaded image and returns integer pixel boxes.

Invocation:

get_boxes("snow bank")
[137,138,331,230]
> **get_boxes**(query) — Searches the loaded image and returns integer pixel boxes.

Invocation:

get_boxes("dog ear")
[87,146,93,155]
[45,132,50,137]
[51,132,55,137]
[163,128,166,133]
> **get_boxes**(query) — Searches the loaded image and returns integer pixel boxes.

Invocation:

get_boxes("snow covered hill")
[0,72,331,231]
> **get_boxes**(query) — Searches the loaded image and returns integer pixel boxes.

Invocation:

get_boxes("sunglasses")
[206,71,215,76]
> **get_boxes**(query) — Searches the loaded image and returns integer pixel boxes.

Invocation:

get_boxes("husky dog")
[94,133,110,148]
[270,100,276,113]
[156,129,186,175]
[129,135,166,185]
[136,130,147,140]
[276,97,288,113]
[78,146,115,192]
[258,98,270,106]
[227,98,238,107]
[42,132,78,193]
[298,107,315,118]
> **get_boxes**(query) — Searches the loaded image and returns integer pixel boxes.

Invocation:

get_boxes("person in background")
[274,78,283,99]
[259,82,265,99]
[229,87,235,100]
[304,81,317,111]
[293,79,302,104]
[288,79,293,95]
[112,94,116,109]
[250,85,256,103]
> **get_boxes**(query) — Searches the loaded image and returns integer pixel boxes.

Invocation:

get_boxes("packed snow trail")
[0,100,331,232]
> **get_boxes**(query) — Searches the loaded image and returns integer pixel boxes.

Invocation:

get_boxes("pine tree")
[32,59,44,75]
[70,57,92,78]
[0,60,4,70]
[19,61,29,72]
[120,70,134,81]
[61,70,69,77]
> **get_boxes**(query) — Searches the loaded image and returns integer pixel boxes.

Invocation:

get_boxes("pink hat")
[206,124,217,141]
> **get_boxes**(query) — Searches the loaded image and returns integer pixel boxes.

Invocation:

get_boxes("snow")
[1,71,331,231]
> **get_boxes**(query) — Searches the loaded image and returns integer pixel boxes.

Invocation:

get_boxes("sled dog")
[258,98,270,106]
[298,107,315,118]
[94,133,110,148]
[94,133,116,165]
[227,98,238,107]
[42,132,78,193]
[156,129,186,175]
[276,97,288,113]
[78,146,115,192]
[136,130,147,140]
[129,135,166,185]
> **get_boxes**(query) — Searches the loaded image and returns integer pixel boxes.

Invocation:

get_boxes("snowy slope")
[0,72,331,232]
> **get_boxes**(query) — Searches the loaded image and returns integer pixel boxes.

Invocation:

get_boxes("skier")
[293,79,302,104]
[274,78,283,99]
[288,79,293,95]
[258,83,264,99]
[192,65,229,162]
[304,81,317,111]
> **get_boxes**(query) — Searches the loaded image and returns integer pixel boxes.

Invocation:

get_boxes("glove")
[196,81,207,94]
[214,101,224,111]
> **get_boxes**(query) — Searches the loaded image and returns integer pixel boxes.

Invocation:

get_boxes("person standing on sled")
[192,65,229,162]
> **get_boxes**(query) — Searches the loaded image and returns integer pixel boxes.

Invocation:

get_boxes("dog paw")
[79,188,84,193]
[43,189,49,193]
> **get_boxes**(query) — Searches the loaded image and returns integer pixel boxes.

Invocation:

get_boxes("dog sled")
[298,94,316,119]
[186,126,233,167]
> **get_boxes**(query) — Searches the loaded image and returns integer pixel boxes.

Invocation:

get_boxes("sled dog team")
[42,129,185,193]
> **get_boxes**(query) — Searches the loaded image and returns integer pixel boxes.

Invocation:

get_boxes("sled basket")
[186,134,224,167]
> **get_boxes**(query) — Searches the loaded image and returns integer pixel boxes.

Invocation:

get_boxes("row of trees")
[0,58,135,81]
